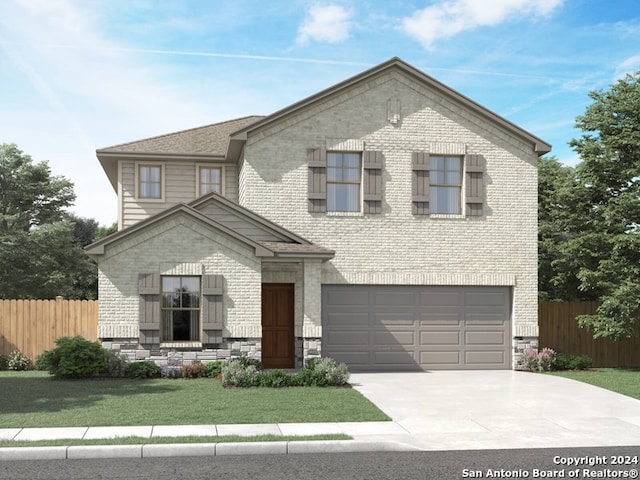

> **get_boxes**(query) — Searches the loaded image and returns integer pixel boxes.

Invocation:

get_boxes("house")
[86,57,550,371]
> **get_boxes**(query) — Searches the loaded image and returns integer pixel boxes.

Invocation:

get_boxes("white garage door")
[322,285,511,371]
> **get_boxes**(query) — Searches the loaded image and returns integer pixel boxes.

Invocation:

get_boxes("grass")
[0,371,389,428]
[548,368,640,400]
[0,434,351,448]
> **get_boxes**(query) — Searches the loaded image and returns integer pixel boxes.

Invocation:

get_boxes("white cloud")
[296,5,353,44]
[615,55,640,79]
[402,0,564,50]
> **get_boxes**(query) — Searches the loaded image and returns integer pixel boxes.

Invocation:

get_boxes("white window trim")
[135,162,165,202]
[196,164,226,197]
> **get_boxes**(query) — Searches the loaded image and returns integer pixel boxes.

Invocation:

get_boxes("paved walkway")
[2,371,640,460]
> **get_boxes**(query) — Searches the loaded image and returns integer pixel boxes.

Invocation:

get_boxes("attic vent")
[387,98,401,124]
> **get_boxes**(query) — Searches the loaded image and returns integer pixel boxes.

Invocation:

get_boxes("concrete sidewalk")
[0,422,418,461]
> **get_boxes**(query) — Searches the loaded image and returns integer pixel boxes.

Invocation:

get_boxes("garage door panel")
[325,331,370,346]
[419,350,461,366]
[329,351,371,366]
[465,330,505,345]
[374,351,417,366]
[420,330,460,345]
[420,313,462,325]
[375,313,414,326]
[323,285,510,371]
[325,290,369,306]
[325,312,369,326]
[375,330,415,346]
[374,291,416,306]
[420,292,461,306]
[465,292,508,306]
[465,350,507,365]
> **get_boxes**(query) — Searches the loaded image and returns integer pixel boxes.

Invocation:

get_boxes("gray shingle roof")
[98,115,264,156]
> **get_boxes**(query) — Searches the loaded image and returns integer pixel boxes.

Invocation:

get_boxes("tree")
[0,143,106,299]
[0,143,75,233]
[564,72,640,339]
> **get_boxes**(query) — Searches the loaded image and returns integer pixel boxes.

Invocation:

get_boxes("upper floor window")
[138,164,162,199]
[198,166,222,196]
[327,152,361,212]
[161,276,201,342]
[429,156,462,214]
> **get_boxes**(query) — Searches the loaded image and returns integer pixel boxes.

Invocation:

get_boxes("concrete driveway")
[350,371,640,450]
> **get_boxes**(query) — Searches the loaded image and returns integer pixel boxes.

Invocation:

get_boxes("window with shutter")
[161,276,201,342]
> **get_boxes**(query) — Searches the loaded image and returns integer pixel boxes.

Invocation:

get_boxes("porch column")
[302,259,322,338]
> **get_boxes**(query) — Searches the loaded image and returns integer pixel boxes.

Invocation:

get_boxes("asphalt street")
[2,446,639,480]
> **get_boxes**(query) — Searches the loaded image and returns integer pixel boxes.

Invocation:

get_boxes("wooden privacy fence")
[0,297,98,360]
[539,300,640,368]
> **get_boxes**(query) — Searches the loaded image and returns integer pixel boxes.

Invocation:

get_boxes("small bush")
[205,361,225,378]
[43,336,108,379]
[258,369,292,388]
[234,357,263,370]
[180,363,208,379]
[105,351,129,378]
[125,361,161,379]
[7,350,31,371]
[519,348,556,372]
[552,352,593,371]
[570,354,593,370]
[221,359,260,387]
[0,353,8,370]
[34,351,52,371]
[160,365,181,379]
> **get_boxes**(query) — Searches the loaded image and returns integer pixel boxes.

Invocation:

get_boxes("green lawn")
[0,371,389,428]
[548,368,640,400]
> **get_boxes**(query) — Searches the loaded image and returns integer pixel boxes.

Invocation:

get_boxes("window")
[138,165,162,199]
[161,276,201,342]
[199,166,222,196]
[327,152,361,212]
[429,156,462,214]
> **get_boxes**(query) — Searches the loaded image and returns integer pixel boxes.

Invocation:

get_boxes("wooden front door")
[261,283,295,369]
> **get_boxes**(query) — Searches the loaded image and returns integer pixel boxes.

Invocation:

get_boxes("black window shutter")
[202,274,224,344]
[138,273,160,344]
[363,150,383,214]
[307,148,327,213]
[412,152,430,215]
[465,154,485,217]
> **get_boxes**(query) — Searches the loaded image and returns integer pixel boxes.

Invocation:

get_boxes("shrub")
[519,348,556,372]
[221,359,260,387]
[0,353,8,370]
[295,357,350,386]
[125,361,161,379]
[205,361,225,378]
[570,354,593,370]
[43,336,108,379]
[105,351,129,378]
[34,351,52,371]
[552,352,593,371]
[7,350,31,371]
[180,363,208,379]
[258,369,292,388]
[160,365,181,379]
[234,357,263,370]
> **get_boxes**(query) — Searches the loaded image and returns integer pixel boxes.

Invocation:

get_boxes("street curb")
[0,440,420,461]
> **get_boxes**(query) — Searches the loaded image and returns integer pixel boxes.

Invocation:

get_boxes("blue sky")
[1,0,639,226]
